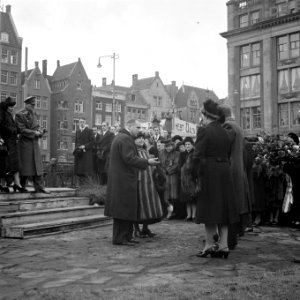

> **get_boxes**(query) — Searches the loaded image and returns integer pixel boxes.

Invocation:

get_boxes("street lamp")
[97,52,119,125]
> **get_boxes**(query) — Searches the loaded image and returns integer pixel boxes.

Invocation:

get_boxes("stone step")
[1,214,112,238]
[0,205,104,226]
[0,187,76,202]
[0,197,90,214]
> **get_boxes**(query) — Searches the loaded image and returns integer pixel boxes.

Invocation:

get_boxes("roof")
[0,10,22,48]
[131,77,156,90]
[52,62,77,81]
[126,91,149,107]
[175,85,219,107]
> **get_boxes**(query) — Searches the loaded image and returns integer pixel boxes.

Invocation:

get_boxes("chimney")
[42,60,47,77]
[155,71,159,78]
[6,5,11,13]
[35,61,39,68]
[25,47,28,77]
[102,77,107,86]
[132,74,138,85]
[57,60,60,67]
[172,80,176,86]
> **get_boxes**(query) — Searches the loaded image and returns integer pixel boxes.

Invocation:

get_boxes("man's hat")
[162,138,175,146]
[24,96,36,104]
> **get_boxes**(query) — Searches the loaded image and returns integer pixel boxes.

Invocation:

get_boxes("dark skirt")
[5,136,19,174]
[195,160,239,225]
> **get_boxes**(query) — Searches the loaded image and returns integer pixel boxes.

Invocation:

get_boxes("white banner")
[172,117,197,137]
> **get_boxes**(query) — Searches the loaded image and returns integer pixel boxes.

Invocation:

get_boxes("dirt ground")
[0,220,300,300]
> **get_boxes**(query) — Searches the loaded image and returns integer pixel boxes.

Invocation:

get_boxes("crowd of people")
[1,95,299,259]
[103,99,300,260]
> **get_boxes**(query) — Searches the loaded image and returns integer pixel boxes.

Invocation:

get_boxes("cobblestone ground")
[0,220,300,299]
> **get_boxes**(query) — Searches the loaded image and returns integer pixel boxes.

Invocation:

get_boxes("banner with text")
[172,117,197,137]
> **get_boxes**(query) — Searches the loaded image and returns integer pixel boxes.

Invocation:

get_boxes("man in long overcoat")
[104,120,160,246]
[15,96,49,193]
[219,105,251,250]
[97,122,115,185]
[74,119,94,185]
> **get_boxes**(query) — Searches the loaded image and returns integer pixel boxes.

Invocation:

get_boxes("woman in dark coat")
[0,97,26,192]
[193,99,239,258]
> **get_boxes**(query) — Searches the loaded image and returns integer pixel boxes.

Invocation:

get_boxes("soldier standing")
[15,96,49,193]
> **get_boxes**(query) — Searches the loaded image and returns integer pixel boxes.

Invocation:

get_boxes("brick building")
[0,5,22,109]
[221,0,300,135]
[50,58,91,162]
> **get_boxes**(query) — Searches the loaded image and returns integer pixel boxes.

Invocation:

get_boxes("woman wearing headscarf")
[192,99,239,258]
[0,97,27,192]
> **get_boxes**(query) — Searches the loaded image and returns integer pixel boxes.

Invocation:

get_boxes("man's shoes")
[35,188,50,194]
[113,241,136,246]
[127,238,140,244]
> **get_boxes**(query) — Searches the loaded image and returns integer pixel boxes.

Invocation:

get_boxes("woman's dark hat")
[24,96,36,104]
[183,137,194,145]
[4,96,16,107]
[287,132,299,145]
[172,135,183,142]
[201,99,220,120]
[135,132,145,139]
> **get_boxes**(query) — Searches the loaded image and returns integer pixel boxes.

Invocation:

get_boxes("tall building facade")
[221,0,300,135]
[0,5,22,109]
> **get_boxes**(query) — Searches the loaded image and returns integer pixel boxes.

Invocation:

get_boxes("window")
[278,33,300,60]
[278,67,300,93]
[252,107,261,129]
[42,116,47,129]
[1,91,8,102]
[10,50,17,65]
[241,108,251,130]
[0,32,9,42]
[74,100,84,112]
[34,79,40,89]
[95,101,102,110]
[57,139,68,150]
[250,11,260,24]
[1,49,8,63]
[95,113,102,125]
[117,104,121,112]
[36,96,41,109]
[252,43,260,66]
[279,103,289,127]
[239,1,247,9]
[42,97,48,109]
[240,74,261,99]
[105,115,112,125]
[241,45,250,68]
[58,116,68,129]
[10,72,17,85]
[105,103,112,112]
[291,102,300,125]
[73,119,79,131]
[1,70,8,84]
[290,33,300,58]
[153,96,162,107]
[239,14,248,28]
[36,115,41,127]
[131,94,136,101]
[77,81,82,89]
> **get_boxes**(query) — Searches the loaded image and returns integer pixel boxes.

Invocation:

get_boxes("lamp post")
[97,52,119,125]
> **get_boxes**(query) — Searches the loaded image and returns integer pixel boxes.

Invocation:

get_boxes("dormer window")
[0,32,9,43]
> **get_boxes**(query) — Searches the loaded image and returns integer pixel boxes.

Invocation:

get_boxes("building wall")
[223,0,300,135]
[50,63,91,162]
[22,66,51,161]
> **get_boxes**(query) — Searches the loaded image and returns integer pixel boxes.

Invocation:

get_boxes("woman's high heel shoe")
[0,185,9,193]
[12,184,28,193]
[196,245,218,258]
[214,248,230,259]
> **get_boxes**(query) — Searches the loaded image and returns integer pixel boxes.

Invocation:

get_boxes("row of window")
[126,108,146,120]
[1,48,18,65]
[95,101,122,112]
[1,70,17,85]
[240,101,300,130]
[240,33,300,69]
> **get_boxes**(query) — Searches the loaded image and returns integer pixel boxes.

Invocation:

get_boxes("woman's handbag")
[152,165,166,192]
[0,145,8,157]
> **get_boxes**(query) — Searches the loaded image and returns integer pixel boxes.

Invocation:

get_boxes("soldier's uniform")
[15,96,49,193]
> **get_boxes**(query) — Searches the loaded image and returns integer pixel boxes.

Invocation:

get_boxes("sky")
[4,0,229,98]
